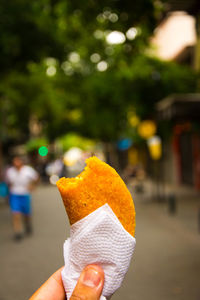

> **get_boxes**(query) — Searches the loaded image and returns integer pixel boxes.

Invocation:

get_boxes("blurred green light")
[38,146,48,156]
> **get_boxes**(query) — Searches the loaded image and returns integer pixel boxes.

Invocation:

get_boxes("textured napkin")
[62,203,136,299]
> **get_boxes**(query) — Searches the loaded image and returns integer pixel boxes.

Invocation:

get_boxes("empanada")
[57,156,135,236]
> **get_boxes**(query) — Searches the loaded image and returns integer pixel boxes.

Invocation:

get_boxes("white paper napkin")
[62,203,136,299]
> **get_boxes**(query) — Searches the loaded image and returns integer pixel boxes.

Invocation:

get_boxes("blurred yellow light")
[147,136,162,160]
[64,158,76,166]
[67,110,82,122]
[63,147,83,166]
[90,53,101,63]
[46,66,56,76]
[138,120,156,139]
[106,31,126,44]
[129,115,140,127]
[97,61,108,71]
[109,13,118,23]
[128,111,140,127]
[68,52,80,63]
[126,27,138,40]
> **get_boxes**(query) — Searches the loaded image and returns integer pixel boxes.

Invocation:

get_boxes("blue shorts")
[9,194,31,215]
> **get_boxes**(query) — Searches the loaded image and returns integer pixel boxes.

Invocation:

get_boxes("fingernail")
[81,267,102,288]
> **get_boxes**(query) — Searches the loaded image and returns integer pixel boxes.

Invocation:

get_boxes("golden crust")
[56,156,136,236]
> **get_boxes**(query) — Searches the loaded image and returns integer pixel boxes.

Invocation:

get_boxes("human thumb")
[70,265,104,300]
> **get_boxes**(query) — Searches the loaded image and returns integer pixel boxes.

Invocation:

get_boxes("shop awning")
[156,94,200,120]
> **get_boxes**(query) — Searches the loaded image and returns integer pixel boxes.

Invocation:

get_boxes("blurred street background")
[1,0,200,299]
[1,184,200,300]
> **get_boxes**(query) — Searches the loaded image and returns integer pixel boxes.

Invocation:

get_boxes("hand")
[70,264,104,300]
[30,265,104,300]
[29,267,65,300]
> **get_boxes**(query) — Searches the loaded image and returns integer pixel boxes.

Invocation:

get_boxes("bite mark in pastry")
[57,156,136,236]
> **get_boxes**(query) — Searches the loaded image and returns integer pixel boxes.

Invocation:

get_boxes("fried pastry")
[57,156,135,236]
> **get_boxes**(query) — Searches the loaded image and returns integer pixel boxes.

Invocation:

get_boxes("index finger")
[29,267,65,300]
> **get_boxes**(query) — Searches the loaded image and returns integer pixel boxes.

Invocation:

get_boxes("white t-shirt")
[6,165,38,195]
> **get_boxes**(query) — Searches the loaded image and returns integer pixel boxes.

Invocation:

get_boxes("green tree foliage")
[0,0,198,147]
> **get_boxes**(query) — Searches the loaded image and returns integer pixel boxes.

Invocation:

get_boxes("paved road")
[0,185,200,300]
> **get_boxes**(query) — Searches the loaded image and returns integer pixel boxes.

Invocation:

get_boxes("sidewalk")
[0,184,200,300]
[128,178,200,236]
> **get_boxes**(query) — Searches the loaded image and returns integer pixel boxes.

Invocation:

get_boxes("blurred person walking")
[6,156,39,241]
